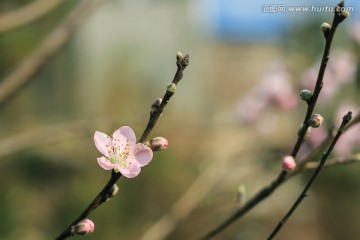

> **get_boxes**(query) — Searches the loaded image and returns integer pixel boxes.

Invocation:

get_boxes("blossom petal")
[120,163,141,178]
[113,126,136,147]
[94,131,113,157]
[133,144,153,167]
[97,157,117,170]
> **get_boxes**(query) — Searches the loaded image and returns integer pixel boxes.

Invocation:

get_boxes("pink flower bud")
[148,137,168,151]
[281,156,296,172]
[72,219,95,236]
[308,114,324,128]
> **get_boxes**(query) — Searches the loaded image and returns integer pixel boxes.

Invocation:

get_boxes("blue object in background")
[191,0,360,42]
[216,0,289,42]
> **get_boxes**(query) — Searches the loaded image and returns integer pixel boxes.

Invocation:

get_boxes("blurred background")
[0,0,360,239]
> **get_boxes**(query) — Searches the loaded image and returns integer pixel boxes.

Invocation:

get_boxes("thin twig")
[291,1,347,158]
[303,154,360,169]
[0,0,63,33]
[199,2,347,239]
[0,0,107,107]
[290,111,360,177]
[139,111,359,240]
[140,156,231,240]
[267,112,352,239]
[55,52,189,240]
[55,171,122,240]
[138,53,189,143]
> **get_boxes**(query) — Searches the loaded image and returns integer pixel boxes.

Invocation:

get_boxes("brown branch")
[267,112,352,239]
[139,132,257,240]
[0,0,63,33]
[141,115,359,240]
[0,0,107,108]
[55,52,189,240]
[55,171,122,240]
[291,110,360,177]
[138,53,189,143]
[345,108,360,129]
[199,2,348,239]
[291,1,347,158]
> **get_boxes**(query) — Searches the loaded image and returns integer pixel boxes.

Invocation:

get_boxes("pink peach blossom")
[94,126,153,178]
[259,63,298,110]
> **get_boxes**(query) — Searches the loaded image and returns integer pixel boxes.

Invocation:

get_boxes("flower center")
[111,137,132,168]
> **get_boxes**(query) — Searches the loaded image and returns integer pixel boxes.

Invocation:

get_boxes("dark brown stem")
[199,2,347,239]
[267,112,352,239]
[55,172,121,240]
[138,53,189,143]
[55,52,189,239]
[291,1,345,157]
[199,171,287,240]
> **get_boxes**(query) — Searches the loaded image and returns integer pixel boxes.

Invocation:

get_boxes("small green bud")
[298,124,311,138]
[167,83,176,93]
[320,22,331,38]
[308,114,324,128]
[299,89,312,101]
[321,22,331,32]
[335,2,349,23]
[342,11,350,19]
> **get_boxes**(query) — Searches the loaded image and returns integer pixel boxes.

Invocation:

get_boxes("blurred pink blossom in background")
[301,49,357,102]
[349,21,360,44]
[236,62,297,123]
